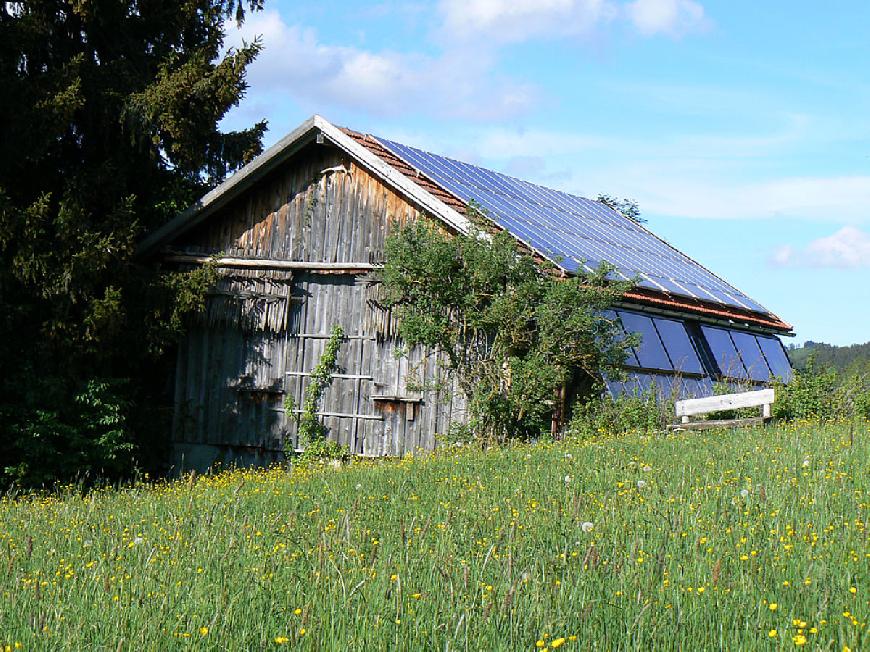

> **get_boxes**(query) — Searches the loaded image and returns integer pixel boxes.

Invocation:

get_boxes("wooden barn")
[139,115,793,471]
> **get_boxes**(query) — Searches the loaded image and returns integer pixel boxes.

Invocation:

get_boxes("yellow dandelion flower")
[793,634,807,646]
[849,586,857,594]
[769,603,778,611]
[551,638,566,649]
[298,628,306,636]
[199,627,209,636]
[293,608,302,616]
[536,640,546,649]
[274,636,289,645]
[769,629,778,638]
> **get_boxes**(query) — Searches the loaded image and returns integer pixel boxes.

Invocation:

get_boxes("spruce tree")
[0,1,267,485]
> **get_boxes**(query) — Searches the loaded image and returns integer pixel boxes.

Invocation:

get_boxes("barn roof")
[140,115,791,333]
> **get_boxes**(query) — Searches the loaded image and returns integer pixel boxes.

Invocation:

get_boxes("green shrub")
[773,356,870,421]
[568,388,670,439]
[381,217,634,445]
[2,379,135,487]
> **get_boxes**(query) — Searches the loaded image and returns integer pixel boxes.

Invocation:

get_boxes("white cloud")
[223,2,713,122]
[439,0,616,44]
[771,227,870,268]
[226,11,535,120]
[625,0,708,37]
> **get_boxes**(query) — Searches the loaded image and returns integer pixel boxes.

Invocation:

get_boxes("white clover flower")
[355,483,363,492]
[802,458,810,468]
[132,536,144,546]
[564,474,572,485]
[581,521,594,533]
[636,480,647,489]
[740,488,750,499]
[564,453,573,459]
[642,465,652,472]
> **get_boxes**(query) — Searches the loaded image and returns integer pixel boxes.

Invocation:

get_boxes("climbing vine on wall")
[284,324,346,458]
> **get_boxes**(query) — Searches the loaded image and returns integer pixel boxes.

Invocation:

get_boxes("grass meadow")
[0,421,866,651]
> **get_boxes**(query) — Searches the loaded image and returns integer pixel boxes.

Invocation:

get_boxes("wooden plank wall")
[170,142,466,464]
[176,144,418,263]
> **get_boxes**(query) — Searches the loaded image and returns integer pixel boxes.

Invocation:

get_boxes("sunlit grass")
[0,421,866,650]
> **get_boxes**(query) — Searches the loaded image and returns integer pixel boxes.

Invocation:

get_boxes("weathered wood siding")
[176,144,419,263]
[169,142,465,470]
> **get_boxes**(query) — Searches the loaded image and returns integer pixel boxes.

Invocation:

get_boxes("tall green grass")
[1,421,866,651]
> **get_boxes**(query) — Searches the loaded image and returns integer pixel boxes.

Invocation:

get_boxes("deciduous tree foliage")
[380,216,635,443]
[0,1,266,486]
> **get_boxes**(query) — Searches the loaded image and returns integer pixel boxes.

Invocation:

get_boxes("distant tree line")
[787,341,870,374]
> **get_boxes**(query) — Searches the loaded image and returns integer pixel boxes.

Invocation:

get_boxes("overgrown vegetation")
[0,2,267,488]
[568,390,668,438]
[0,422,864,650]
[283,325,350,463]
[380,217,635,443]
[773,358,870,422]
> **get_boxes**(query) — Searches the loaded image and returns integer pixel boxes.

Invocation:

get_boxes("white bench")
[672,388,774,430]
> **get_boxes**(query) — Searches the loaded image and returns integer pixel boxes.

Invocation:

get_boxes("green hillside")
[788,341,870,372]
[1,422,866,651]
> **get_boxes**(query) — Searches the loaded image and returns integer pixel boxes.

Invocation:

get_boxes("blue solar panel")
[731,331,772,382]
[757,335,793,382]
[602,310,640,367]
[676,377,714,399]
[701,326,748,380]
[612,372,676,400]
[376,136,773,317]
[617,310,672,371]
[605,377,628,398]
[651,316,704,375]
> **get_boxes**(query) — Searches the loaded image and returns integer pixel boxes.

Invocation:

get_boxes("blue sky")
[221,0,870,346]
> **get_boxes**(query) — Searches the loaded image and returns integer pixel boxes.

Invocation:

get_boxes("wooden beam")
[165,253,380,274]
[669,417,766,431]
[675,389,774,418]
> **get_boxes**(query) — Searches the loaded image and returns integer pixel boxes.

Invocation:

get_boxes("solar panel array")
[604,309,792,400]
[376,137,771,316]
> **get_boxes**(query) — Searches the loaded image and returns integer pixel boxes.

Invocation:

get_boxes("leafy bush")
[2,379,135,487]
[381,217,634,444]
[568,389,670,439]
[773,356,870,421]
